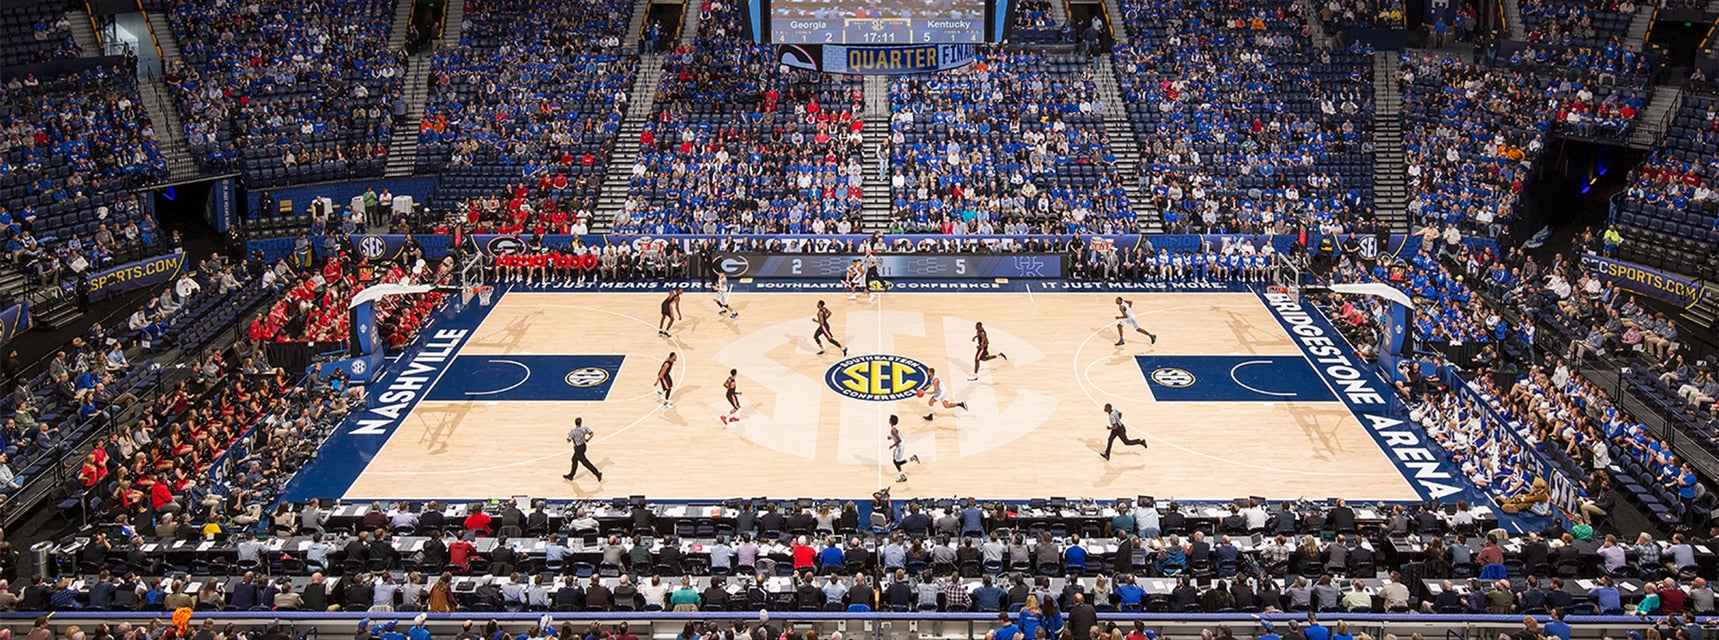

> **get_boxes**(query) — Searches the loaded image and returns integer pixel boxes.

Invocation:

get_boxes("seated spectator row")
[1501,43,1654,140]
[0,66,169,279]
[162,0,403,187]
[889,50,1131,235]
[1315,0,1406,31]
[418,0,635,234]
[1400,54,1552,234]
[1115,0,1375,233]
[614,0,866,235]
[1613,86,1719,252]
[1520,0,1638,47]
[0,0,78,66]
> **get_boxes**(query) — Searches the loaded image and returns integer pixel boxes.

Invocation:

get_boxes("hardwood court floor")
[342,291,1420,502]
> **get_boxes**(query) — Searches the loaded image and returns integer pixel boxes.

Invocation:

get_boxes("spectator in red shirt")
[464,505,493,536]
[149,480,180,514]
[791,536,816,572]
[448,533,478,570]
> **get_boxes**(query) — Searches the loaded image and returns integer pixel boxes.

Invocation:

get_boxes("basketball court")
[283,281,1477,505]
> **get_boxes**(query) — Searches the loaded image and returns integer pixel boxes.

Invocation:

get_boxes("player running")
[919,367,968,421]
[969,321,1008,380]
[713,274,738,319]
[845,260,865,301]
[1113,297,1158,346]
[657,287,683,337]
[720,368,742,424]
[888,415,919,483]
[656,352,677,409]
[813,300,847,356]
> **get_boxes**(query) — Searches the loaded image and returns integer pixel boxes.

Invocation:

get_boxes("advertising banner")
[1580,253,1707,309]
[0,302,31,347]
[314,352,385,385]
[65,251,187,303]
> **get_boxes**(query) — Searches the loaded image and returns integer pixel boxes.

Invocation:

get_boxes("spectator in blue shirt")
[1589,576,1624,614]
[818,538,845,574]
[1303,614,1331,640]
[1113,575,1146,607]
[989,612,1021,640]
[972,575,1007,612]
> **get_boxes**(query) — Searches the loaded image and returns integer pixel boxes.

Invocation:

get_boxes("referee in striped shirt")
[1101,403,1149,460]
[563,417,603,481]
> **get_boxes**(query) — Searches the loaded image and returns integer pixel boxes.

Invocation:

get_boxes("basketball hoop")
[470,284,495,307]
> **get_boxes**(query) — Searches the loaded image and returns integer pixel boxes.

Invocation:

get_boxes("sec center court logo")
[826,354,930,401]
[1149,367,1196,388]
[565,367,611,388]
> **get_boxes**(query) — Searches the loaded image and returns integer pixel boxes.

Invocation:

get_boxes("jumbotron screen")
[770,0,986,44]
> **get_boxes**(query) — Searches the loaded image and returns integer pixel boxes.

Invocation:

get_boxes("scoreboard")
[751,0,1014,46]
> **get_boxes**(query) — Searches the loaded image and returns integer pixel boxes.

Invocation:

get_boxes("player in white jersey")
[845,260,864,300]
[1114,297,1158,346]
[918,367,968,421]
[713,273,738,318]
[888,415,919,483]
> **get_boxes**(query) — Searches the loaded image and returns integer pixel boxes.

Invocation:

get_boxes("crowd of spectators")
[888,50,1131,235]
[1398,54,1551,235]
[246,246,446,348]
[1302,228,1716,528]
[0,0,79,67]
[1612,82,1719,252]
[0,65,169,284]
[1502,44,1652,141]
[1010,0,1075,44]
[1315,0,1406,31]
[614,0,866,235]
[162,0,403,187]
[418,0,635,235]
[1519,0,1636,47]
[1114,0,1376,233]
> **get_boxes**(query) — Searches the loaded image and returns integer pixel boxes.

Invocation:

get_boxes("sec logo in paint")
[1149,367,1196,388]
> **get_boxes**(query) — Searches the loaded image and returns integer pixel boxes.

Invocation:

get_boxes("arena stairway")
[625,0,649,45]
[136,7,204,185]
[442,0,464,46]
[1626,83,1684,150]
[67,10,100,57]
[141,9,183,70]
[1372,51,1410,234]
[385,53,432,178]
[388,0,414,49]
[1625,4,1654,48]
[1301,0,1331,47]
[861,75,892,232]
[1049,0,1069,28]
[593,54,664,232]
[1099,0,1128,42]
[137,78,204,185]
[1094,55,1159,232]
[1689,290,1719,331]
[1502,0,1526,39]
[679,0,701,44]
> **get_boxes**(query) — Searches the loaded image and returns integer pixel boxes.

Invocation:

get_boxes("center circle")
[824,354,932,402]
